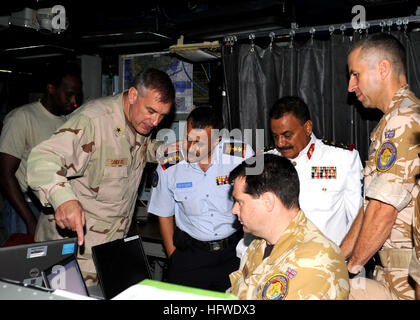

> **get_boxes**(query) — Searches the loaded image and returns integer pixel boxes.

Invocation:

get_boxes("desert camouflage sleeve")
[27,114,95,210]
[284,244,349,300]
[366,110,420,211]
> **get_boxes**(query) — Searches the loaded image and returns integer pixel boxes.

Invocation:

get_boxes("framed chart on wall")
[119,52,194,114]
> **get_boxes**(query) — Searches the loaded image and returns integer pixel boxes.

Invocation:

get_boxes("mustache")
[277,145,293,151]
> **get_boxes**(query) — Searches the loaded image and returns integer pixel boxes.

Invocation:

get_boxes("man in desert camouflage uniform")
[227,154,349,300]
[410,193,420,299]
[341,33,420,299]
[26,68,175,286]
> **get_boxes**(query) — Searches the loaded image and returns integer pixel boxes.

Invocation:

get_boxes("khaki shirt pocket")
[96,166,128,203]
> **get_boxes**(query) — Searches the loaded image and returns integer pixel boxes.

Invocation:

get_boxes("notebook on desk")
[92,235,152,299]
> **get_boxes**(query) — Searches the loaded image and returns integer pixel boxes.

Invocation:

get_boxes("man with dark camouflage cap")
[227,154,349,300]
[342,33,420,299]
[26,68,175,286]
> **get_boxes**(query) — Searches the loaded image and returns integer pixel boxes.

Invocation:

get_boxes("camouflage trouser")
[78,254,98,287]
[349,248,415,300]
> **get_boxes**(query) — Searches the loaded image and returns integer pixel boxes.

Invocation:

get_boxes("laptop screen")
[43,256,89,297]
[92,235,152,299]
[0,238,78,287]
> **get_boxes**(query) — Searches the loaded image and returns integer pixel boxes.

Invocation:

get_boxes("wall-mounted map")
[121,52,193,114]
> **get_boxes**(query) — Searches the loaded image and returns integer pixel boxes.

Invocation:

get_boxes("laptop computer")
[92,234,152,299]
[0,237,78,288]
[41,254,89,297]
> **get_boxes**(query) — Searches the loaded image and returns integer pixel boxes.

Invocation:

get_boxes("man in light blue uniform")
[147,106,254,291]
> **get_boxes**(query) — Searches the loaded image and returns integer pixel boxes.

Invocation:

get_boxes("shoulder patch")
[223,142,246,158]
[160,151,183,170]
[322,139,355,151]
[260,273,289,300]
[376,141,397,172]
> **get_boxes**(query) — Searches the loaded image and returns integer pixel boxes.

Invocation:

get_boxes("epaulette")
[223,142,246,158]
[254,145,276,155]
[264,145,276,152]
[160,151,183,170]
[322,139,355,151]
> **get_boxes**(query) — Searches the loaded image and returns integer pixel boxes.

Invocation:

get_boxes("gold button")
[322,188,327,192]
[292,161,297,166]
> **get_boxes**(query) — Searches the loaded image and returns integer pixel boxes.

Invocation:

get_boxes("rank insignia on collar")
[376,141,397,172]
[223,142,246,158]
[312,166,337,179]
[216,175,229,185]
[307,143,315,160]
[260,273,289,300]
[160,151,183,170]
[114,126,123,136]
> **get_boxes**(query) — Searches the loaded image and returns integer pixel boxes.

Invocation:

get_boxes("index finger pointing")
[75,215,85,246]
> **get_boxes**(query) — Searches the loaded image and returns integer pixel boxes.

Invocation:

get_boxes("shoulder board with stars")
[321,139,355,151]
[160,151,184,170]
[223,142,246,158]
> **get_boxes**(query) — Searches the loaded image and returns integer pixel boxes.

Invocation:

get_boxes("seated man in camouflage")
[227,154,349,300]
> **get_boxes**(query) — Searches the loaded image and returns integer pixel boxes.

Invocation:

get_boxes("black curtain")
[222,31,420,162]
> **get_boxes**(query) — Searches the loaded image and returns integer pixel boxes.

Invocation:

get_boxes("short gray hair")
[132,68,175,104]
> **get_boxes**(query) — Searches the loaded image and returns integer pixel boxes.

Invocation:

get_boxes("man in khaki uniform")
[227,154,349,300]
[341,33,420,300]
[0,62,82,238]
[26,68,175,285]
